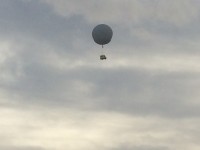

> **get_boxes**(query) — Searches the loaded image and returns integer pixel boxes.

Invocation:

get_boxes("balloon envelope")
[92,24,113,46]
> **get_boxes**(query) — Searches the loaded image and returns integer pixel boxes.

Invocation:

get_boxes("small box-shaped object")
[100,55,106,60]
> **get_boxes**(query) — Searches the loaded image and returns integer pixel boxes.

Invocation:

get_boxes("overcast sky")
[0,0,200,150]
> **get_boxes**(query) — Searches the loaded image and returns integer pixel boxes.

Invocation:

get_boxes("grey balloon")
[92,24,113,46]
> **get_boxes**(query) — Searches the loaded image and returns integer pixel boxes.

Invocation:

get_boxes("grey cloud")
[43,0,200,26]
[78,68,200,118]
[0,0,93,56]
[3,60,200,118]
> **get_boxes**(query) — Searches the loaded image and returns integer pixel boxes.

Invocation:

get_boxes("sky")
[0,0,200,149]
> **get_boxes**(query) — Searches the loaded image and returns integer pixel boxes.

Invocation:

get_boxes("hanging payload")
[92,24,113,60]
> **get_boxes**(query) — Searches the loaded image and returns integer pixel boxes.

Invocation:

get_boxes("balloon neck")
[102,45,103,48]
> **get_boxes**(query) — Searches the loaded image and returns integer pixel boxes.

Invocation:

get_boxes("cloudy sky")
[0,0,200,149]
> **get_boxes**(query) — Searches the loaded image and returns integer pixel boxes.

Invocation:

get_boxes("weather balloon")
[92,24,113,60]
